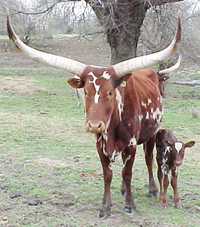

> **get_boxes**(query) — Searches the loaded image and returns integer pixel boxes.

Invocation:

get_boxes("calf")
[156,129,195,208]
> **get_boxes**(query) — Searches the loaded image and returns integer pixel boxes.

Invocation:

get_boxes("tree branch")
[13,0,68,15]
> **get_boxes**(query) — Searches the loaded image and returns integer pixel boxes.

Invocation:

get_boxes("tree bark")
[85,0,183,64]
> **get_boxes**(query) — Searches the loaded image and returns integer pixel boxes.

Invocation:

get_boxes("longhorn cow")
[7,10,181,218]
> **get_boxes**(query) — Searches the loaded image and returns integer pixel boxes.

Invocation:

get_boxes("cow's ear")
[164,139,172,147]
[113,73,132,88]
[67,77,85,88]
[162,75,170,81]
[185,141,195,148]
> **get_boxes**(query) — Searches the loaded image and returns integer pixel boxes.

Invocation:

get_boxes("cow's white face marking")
[129,137,136,147]
[88,71,111,104]
[101,71,111,80]
[105,116,111,134]
[175,142,183,153]
[116,88,123,121]
[88,72,100,103]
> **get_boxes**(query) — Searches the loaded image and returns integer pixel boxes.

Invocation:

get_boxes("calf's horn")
[113,12,181,77]
[6,9,86,76]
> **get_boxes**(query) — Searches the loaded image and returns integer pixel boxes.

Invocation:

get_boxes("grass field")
[0,64,200,226]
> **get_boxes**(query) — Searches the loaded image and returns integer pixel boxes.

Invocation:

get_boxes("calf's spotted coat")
[156,129,195,208]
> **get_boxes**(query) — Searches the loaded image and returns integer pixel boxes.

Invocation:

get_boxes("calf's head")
[164,140,195,166]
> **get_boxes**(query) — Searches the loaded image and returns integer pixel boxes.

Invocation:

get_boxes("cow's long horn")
[6,9,86,76]
[159,55,182,75]
[113,12,181,77]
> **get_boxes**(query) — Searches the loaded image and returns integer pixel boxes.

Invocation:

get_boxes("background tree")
[85,0,183,64]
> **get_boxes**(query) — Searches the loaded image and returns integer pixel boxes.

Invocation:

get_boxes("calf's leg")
[171,169,180,208]
[143,136,158,197]
[157,166,169,208]
[161,174,169,208]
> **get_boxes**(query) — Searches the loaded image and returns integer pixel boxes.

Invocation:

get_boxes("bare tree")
[85,0,183,64]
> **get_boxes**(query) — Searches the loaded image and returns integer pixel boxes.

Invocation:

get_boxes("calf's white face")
[164,140,195,166]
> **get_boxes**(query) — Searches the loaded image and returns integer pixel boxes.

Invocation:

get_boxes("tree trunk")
[85,0,183,65]
[106,5,147,64]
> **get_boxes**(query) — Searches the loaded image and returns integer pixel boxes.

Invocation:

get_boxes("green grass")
[0,67,200,226]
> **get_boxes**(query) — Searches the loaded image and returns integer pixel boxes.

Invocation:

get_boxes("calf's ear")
[185,141,195,148]
[67,77,85,88]
[163,139,172,147]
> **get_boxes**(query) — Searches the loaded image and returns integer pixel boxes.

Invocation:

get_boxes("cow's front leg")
[171,169,180,208]
[121,146,136,213]
[96,143,112,218]
[143,136,158,197]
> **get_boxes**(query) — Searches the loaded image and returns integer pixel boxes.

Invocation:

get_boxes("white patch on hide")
[147,99,152,105]
[88,72,100,104]
[146,112,150,119]
[175,142,183,153]
[101,71,111,80]
[116,88,123,121]
[129,137,136,147]
[141,102,147,108]
[123,155,131,168]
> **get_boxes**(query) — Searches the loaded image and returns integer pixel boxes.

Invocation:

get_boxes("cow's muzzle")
[85,121,106,133]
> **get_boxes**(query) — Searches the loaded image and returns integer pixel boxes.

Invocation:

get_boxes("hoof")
[99,205,111,219]
[120,181,126,196]
[148,190,158,198]
[124,204,136,213]
[175,204,181,209]
[121,188,126,196]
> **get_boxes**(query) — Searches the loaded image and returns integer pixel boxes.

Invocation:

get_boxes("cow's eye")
[107,90,113,97]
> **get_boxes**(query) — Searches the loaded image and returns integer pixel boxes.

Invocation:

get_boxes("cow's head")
[67,67,130,133]
[164,140,195,166]
[6,9,181,134]
[158,55,182,96]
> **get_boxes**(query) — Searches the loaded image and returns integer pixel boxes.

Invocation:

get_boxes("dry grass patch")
[0,76,45,94]
[35,158,68,168]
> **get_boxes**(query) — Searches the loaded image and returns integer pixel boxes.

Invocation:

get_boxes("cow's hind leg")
[143,136,158,197]
[97,145,113,218]
[121,146,137,213]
